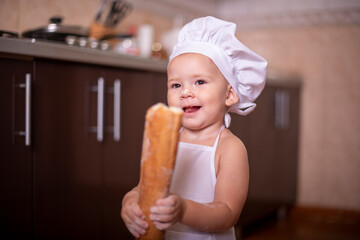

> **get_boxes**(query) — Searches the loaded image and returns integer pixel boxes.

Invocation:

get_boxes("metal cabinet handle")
[113,79,121,141]
[16,73,32,146]
[97,77,104,142]
[25,73,31,146]
[274,89,290,130]
[91,77,120,142]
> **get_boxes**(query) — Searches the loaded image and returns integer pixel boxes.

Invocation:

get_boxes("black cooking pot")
[22,17,89,43]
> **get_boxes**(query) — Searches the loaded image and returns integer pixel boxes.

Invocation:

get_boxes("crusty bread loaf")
[137,103,183,240]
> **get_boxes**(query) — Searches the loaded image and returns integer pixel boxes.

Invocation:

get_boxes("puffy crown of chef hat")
[169,16,267,116]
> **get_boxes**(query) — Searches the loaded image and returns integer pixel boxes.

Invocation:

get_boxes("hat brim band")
[169,41,235,87]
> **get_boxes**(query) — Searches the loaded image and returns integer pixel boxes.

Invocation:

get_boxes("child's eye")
[171,83,181,88]
[195,80,206,85]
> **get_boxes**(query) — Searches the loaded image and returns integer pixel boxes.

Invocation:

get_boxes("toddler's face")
[167,53,231,130]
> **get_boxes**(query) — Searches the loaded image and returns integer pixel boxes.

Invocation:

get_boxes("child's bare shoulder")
[220,129,246,149]
[219,128,247,158]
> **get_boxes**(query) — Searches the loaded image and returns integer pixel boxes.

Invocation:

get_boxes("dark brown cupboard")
[0,56,167,239]
[0,58,33,239]
[230,83,300,232]
[0,55,299,239]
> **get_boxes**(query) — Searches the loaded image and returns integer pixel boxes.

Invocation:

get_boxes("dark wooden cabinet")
[1,54,299,239]
[102,67,167,239]
[0,56,168,239]
[230,83,300,229]
[0,58,34,239]
[31,60,103,239]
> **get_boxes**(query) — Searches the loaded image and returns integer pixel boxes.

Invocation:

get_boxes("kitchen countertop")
[0,37,301,87]
[0,37,168,72]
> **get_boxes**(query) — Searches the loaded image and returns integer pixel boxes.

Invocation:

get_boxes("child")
[121,16,267,239]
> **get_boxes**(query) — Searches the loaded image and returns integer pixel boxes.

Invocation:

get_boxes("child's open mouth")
[183,106,201,113]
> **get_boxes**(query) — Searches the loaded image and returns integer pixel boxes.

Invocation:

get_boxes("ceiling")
[132,0,360,29]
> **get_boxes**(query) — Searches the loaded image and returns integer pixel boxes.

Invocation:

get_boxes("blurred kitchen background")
[1,0,360,239]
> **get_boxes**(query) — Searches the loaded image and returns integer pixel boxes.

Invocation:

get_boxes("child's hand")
[121,200,149,238]
[149,194,185,230]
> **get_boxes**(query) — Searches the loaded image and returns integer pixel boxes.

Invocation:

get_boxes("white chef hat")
[169,16,267,126]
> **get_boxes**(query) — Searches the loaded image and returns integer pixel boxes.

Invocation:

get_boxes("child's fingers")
[127,220,147,237]
[121,202,149,237]
[149,210,174,223]
[156,195,177,206]
[149,205,179,227]
[153,221,173,231]
[130,201,146,218]
[128,226,141,238]
[123,212,148,237]
[150,205,176,215]
[128,203,149,228]
[123,210,147,228]
[148,195,183,230]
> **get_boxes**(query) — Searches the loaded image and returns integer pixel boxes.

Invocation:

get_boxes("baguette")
[137,103,183,240]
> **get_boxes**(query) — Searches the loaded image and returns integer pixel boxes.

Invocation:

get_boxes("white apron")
[165,126,235,240]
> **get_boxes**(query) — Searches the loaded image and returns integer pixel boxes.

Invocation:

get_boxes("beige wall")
[0,0,172,42]
[236,26,360,210]
[1,0,359,211]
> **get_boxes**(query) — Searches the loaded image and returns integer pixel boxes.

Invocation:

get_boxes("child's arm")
[150,131,249,231]
[121,186,149,237]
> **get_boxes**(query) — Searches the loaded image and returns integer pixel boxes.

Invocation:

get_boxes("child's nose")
[180,88,194,99]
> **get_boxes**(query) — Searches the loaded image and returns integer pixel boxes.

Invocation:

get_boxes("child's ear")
[225,85,239,107]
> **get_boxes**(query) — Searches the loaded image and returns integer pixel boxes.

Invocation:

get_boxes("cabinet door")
[272,86,300,204]
[231,85,300,228]
[231,87,277,201]
[0,58,33,239]
[151,71,169,105]
[102,68,168,239]
[244,86,299,204]
[32,60,103,240]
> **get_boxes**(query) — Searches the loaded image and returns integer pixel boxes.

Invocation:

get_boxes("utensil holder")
[89,22,115,40]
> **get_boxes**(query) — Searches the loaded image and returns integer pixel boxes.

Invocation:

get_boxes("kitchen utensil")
[89,0,132,40]
[22,17,88,43]
[0,30,19,38]
[104,0,133,27]
[95,0,108,23]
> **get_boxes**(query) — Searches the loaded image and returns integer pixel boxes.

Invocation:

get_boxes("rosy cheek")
[167,93,177,107]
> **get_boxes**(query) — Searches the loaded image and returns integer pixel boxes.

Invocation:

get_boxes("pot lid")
[22,17,89,40]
